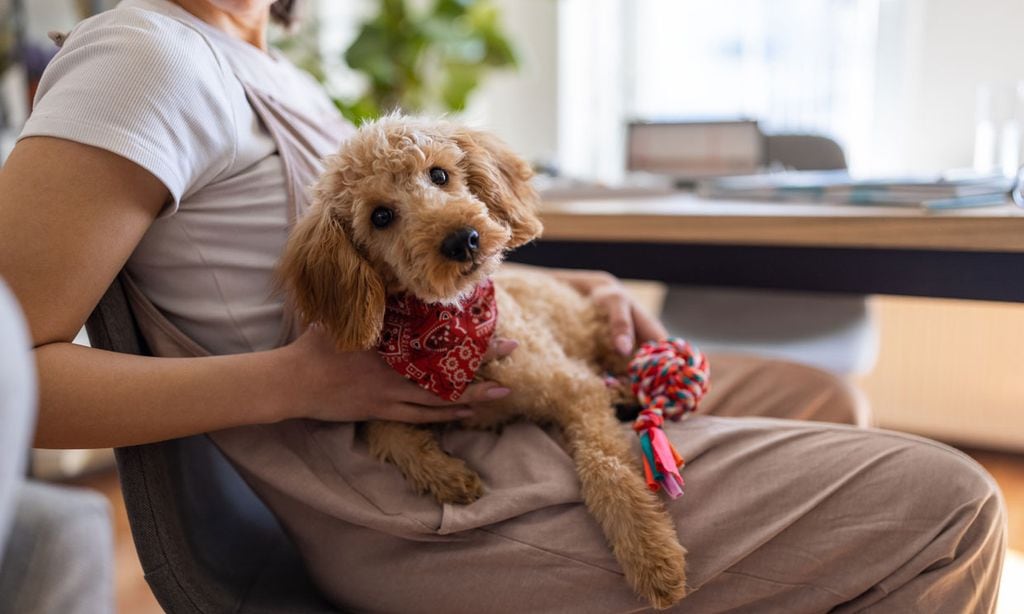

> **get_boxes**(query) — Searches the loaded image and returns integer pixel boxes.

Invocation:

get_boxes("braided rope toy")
[628,337,710,499]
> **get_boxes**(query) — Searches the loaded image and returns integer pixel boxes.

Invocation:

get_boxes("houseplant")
[277,0,518,124]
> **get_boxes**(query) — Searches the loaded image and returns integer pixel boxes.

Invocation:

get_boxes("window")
[559,0,881,179]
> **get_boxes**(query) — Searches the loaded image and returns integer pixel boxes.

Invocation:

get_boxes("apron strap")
[242,82,355,225]
[120,272,212,358]
[120,82,353,356]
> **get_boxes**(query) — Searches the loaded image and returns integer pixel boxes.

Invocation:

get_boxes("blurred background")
[2,1,1023,612]
[8,0,1024,177]
[4,0,1022,476]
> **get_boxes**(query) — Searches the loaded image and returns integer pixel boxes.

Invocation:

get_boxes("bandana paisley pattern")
[378,280,497,401]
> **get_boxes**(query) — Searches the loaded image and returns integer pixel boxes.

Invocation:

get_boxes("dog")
[280,116,688,609]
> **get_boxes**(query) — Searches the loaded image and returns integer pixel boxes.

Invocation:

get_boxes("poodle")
[279,116,688,609]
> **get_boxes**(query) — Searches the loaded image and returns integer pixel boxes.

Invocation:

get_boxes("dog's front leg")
[364,421,484,505]
[558,383,689,609]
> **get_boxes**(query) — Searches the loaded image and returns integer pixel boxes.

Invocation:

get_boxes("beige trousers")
[277,354,1005,614]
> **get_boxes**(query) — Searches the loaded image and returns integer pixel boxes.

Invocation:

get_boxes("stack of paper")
[698,171,1014,209]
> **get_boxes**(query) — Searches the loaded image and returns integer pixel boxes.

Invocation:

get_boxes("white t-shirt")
[19,0,343,355]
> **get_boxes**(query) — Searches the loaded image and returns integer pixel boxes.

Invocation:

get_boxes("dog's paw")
[411,455,485,505]
[627,540,688,610]
[430,468,485,505]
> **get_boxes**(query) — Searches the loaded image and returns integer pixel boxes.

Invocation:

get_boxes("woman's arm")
[1,138,511,449]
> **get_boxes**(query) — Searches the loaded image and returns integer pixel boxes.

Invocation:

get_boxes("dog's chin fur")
[398,252,503,306]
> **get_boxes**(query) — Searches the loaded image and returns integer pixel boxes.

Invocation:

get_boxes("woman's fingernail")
[486,386,512,399]
[615,334,633,356]
[500,339,519,354]
[456,409,475,418]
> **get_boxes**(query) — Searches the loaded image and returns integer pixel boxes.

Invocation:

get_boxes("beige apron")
[119,59,603,598]
[115,46,1004,614]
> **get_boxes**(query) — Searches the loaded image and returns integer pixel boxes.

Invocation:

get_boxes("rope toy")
[629,337,710,499]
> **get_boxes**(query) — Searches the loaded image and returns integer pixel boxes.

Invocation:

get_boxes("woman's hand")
[283,325,517,424]
[548,269,668,355]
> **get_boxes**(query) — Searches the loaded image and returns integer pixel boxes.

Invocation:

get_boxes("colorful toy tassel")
[629,338,710,499]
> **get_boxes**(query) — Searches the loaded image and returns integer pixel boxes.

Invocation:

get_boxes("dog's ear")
[280,207,385,350]
[452,127,543,248]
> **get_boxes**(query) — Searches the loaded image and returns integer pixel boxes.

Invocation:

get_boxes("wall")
[856,1,1024,452]
[872,0,1024,173]
[463,0,559,166]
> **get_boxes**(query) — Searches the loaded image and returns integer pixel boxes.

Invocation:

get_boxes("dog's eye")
[370,206,394,229]
[429,167,449,186]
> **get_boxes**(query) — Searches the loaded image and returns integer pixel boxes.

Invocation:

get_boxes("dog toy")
[629,337,709,499]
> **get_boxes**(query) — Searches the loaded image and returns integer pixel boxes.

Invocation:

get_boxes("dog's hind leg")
[365,421,484,505]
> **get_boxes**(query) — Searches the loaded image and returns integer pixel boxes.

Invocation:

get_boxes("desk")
[508,193,1024,302]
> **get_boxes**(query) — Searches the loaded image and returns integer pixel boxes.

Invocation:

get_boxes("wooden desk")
[508,193,1024,302]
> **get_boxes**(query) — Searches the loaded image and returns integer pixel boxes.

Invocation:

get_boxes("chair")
[763,133,848,171]
[85,278,338,613]
[661,133,876,376]
[1,280,116,613]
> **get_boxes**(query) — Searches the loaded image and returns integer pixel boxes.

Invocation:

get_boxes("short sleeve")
[18,8,238,214]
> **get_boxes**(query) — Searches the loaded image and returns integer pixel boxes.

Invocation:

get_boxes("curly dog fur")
[280,116,688,609]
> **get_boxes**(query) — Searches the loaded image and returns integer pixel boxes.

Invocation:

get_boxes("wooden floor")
[75,447,1024,614]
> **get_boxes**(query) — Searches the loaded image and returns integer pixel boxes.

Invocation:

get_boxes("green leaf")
[345,24,388,68]
[434,0,471,19]
[443,36,487,64]
[465,1,500,30]
[381,0,408,22]
[481,29,517,67]
[340,0,519,115]
[441,63,481,111]
[334,95,382,125]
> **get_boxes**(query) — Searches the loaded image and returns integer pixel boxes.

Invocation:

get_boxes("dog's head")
[280,116,543,349]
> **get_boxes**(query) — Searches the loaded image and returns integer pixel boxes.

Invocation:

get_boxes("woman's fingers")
[395,379,511,407]
[376,381,511,423]
[458,382,512,404]
[393,338,516,411]
[389,337,516,408]
[379,403,476,424]
[631,302,668,343]
[295,327,515,424]
[592,285,636,355]
[383,381,515,422]
[395,379,458,406]
[483,337,518,361]
[586,278,671,354]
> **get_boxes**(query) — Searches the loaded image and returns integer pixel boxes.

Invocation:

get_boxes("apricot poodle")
[280,116,688,609]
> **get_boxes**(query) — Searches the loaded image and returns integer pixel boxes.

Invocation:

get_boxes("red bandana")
[377,280,497,401]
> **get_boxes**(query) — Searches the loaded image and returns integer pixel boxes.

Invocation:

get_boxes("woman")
[0,0,1006,611]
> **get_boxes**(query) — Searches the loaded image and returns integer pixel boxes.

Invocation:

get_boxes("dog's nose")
[440,228,480,262]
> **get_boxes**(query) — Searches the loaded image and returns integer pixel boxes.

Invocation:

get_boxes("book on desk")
[697,170,1014,210]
